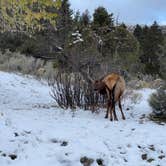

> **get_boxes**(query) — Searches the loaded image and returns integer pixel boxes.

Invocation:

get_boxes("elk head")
[93,79,107,96]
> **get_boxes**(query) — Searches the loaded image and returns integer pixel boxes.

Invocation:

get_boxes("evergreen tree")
[119,23,127,29]
[57,0,73,45]
[73,10,81,30]
[92,6,114,29]
[133,24,143,42]
[80,10,91,27]
[159,39,166,79]
[140,22,164,75]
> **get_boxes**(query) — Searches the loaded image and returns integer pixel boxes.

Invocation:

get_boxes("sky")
[70,0,166,25]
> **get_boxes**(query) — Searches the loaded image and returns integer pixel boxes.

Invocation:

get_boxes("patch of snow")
[0,71,166,166]
[72,31,84,44]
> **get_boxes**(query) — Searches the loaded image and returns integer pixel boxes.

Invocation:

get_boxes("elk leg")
[109,97,114,121]
[110,89,118,121]
[109,104,113,121]
[113,105,118,121]
[105,101,110,118]
[119,100,125,120]
[105,88,111,119]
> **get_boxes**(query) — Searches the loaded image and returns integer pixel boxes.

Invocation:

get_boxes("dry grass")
[0,50,56,79]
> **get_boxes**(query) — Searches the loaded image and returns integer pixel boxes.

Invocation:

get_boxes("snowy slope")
[0,71,166,166]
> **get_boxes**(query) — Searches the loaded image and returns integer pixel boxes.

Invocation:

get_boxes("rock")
[60,141,68,146]
[124,158,128,162]
[96,158,104,165]
[14,132,19,137]
[50,138,58,143]
[80,156,94,166]
[147,158,154,163]
[8,154,17,160]
[2,153,6,157]
[141,154,147,160]
[158,155,165,159]
[148,145,155,151]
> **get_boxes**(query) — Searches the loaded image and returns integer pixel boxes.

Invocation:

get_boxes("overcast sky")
[70,0,166,25]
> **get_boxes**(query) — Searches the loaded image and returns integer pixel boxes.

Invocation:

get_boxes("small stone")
[141,154,147,160]
[2,153,6,157]
[124,158,128,162]
[50,138,58,143]
[14,132,19,137]
[96,158,104,165]
[61,141,68,146]
[8,154,17,160]
[147,158,154,163]
[149,145,155,151]
[80,156,94,166]
[158,155,165,159]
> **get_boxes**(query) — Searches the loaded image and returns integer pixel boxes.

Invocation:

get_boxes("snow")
[0,71,166,166]
[72,31,84,44]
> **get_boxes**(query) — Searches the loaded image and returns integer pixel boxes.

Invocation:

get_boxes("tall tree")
[57,0,73,45]
[140,22,164,75]
[92,6,114,29]
[80,9,91,27]
[73,10,81,30]
[133,24,143,42]
[159,40,166,79]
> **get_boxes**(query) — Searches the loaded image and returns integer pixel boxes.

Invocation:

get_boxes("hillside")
[0,72,166,166]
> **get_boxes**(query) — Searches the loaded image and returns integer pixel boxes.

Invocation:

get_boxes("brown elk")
[93,73,126,121]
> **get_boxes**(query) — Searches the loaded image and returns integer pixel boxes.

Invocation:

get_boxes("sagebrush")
[149,83,166,118]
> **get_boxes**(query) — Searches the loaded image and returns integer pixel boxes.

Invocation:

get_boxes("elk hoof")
[122,117,126,120]
[105,115,108,119]
[110,118,113,121]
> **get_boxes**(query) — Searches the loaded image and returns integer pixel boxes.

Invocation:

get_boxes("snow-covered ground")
[0,71,166,166]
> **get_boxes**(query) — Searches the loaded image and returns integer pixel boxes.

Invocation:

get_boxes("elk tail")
[111,77,119,104]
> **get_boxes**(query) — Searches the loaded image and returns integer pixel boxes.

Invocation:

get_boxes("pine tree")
[138,22,164,75]
[57,0,73,45]
[159,40,166,79]
[133,24,143,42]
[73,10,81,30]
[80,10,91,27]
[119,23,127,29]
[92,6,114,29]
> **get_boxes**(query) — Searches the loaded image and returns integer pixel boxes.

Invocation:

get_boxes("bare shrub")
[48,72,106,111]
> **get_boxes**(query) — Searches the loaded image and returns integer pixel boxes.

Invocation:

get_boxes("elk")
[93,73,126,121]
